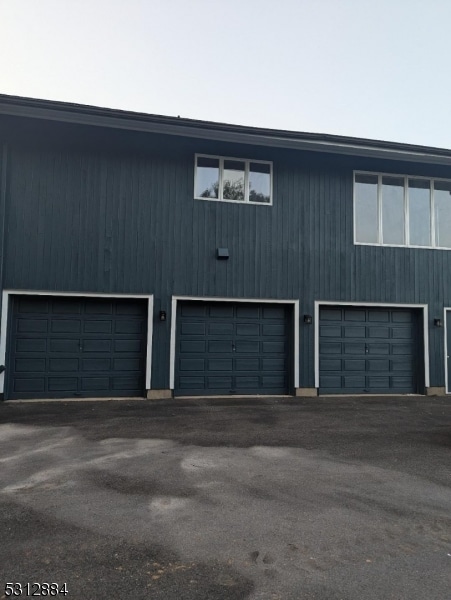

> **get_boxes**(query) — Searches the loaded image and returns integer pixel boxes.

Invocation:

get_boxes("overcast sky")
[1,0,450,148]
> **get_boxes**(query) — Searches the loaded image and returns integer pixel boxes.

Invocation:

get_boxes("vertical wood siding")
[3,130,451,389]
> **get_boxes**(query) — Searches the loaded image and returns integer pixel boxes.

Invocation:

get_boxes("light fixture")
[434,318,443,328]
[217,247,230,260]
[159,310,167,322]
[304,315,313,324]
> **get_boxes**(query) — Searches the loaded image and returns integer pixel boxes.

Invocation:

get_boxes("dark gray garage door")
[175,301,291,396]
[7,295,148,400]
[319,306,421,394]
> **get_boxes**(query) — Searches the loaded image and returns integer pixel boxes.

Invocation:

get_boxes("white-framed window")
[354,171,451,249]
[194,154,273,205]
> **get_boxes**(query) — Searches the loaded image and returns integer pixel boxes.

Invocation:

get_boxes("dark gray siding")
[1,119,451,390]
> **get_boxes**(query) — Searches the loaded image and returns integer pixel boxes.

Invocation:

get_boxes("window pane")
[195,157,219,198]
[408,179,431,246]
[249,162,271,203]
[434,180,451,248]
[355,174,378,243]
[223,160,245,201]
[382,176,404,245]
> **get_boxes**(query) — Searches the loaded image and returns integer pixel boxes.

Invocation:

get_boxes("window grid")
[354,171,451,250]
[194,154,273,206]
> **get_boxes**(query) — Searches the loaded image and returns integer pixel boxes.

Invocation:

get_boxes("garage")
[318,306,422,394]
[175,301,292,396]
[6,295,148,400]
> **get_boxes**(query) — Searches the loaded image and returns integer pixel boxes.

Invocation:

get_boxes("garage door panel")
[50,339,80,353]
[210,305,234,318]
[343,375,366,388]
[320,309,342,321]
[392,312,412,322]
[175,301,290,395]
[263,306,285,319]
[236,323,260,336]
[368,343,390,355]
[235,358,260,371]
[367,376,390,388]
[115,320,143,334]
[367,359,390,371]
[344,326,366,337]
[84,321,112,334]
[320,325,342,337]
[392,327,413,339]
[83,339,112,352]
[343,342,364,354]
[322,358,342,371]
[179,376,205,389]
[368,327,389,338]
[14,378,46,392]
[320,375,342,388]
[17,319,48,333]
[82,358,110,371]
[15,358,46,372]
[262,341,285,353]
[208,359,233,371]
[15,338,47,352]
[180,358,205,371]
[52,299,82,314]
[51,320,82,334]
[236,340,260,353]
[18,298,49,313]
[208,340,233,353]
[208,323,233,335]
[49,358,79,372]
[236,376,259,388]
[321,342,342,354]
[344,360,365,371]
[181,322,206,336]
[262,358,285,370]
[181,340,206,353]
[208,376,233,389]
[319,306,419,394]
[7,296,147,399]
[81,377,110,391]
[344,309,366,321]
[48,377,78,391]
[368,311,390,322]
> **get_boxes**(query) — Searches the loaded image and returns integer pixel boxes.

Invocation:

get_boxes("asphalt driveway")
[1,396,450,599]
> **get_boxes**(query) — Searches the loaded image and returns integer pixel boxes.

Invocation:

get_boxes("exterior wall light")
[217,248,229,260]
[159,311,167,322]
[434,318,443,327]
[304,315,313,324]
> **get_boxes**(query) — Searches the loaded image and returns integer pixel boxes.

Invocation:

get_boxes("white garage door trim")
[314,301,429,389]
[0,290,154,394]
[170,296,300,390]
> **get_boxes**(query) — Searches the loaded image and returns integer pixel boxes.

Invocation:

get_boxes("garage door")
[7,295,148,400]
[175,301,291,396]
[319,306,421,394]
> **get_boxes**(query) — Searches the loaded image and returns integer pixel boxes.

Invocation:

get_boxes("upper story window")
[354,171,451,249]
[194,154,272,205]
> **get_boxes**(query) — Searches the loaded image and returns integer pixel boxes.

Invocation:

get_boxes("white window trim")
[444,307,451,394]
[194,154,273,206]
[169,295,299,390]
[0,290,154,395]
[353,170,451,250]
[314,301,430,390]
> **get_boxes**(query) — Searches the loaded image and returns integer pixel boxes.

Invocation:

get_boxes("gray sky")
[1,0,450,148]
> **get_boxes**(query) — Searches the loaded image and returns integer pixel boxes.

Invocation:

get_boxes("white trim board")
[314,301,430,389]
[169,296,299,390]
[444,307,450,394]
[0,290,154,395]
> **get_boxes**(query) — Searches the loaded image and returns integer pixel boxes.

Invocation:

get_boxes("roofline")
[1,93,451,166]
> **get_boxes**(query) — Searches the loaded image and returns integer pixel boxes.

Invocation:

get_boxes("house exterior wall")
[1,117,451,394]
